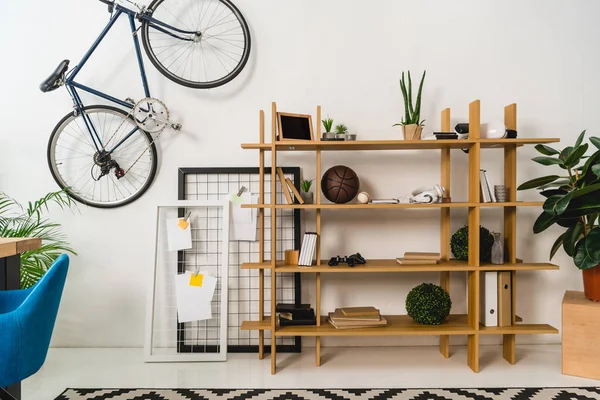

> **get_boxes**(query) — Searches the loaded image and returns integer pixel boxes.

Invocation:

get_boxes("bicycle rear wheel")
[141,0,251,89]
[47,105,158,208]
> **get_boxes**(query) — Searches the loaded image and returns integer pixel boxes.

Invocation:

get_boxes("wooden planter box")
[562,290,600,380]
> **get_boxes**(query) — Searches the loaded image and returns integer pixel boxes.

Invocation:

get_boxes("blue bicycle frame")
[65,3,195,155]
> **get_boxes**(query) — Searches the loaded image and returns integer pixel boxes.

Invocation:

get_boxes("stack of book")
[327,306,388,329]
[298,232,318,266]
[276,303,316,326]
[396,252,440,265]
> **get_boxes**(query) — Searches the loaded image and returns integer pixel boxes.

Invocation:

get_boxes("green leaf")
[560,146,574,161]
[592,164,600,177]
[414,70,426,124]
[590,137,600,150]
[550,233,565,260]
[540,189,568,198]
[543,195,562,214]
[557,217,579,228]
[565,143,589,168]
[563,222,584,257]
[517,175,560,190]
[532,156,564,167]
[407,71,414,117]
[574,130,587,148]
[535,144,560,156]
[574,227,600,270]
[533,211,558,234]
[555,191,574,215]
[559,183,600,219]
[537,179,572,190]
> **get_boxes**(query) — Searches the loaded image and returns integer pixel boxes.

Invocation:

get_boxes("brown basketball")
[321,165,360,204]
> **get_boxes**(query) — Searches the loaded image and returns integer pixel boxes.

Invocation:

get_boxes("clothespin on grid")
[231,186,247,205]
[178,211,191,230]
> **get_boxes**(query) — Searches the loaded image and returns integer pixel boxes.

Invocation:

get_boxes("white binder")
[480,271,498,327]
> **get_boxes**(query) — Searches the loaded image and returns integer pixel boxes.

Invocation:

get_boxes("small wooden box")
[562,290,600,380]
[284,250,299,265]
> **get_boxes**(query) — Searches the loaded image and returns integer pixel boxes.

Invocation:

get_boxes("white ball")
[357,192,371,204]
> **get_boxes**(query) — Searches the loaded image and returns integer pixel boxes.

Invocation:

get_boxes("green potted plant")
[300,179,314,204]
[517,130,600,301]
[334,123,348,140]
[393,70,426,140]
[0,190,77,288]
[322,117,335,140]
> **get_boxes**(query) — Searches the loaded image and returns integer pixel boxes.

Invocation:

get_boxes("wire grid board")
[178,167,302,353]
[145,200,230,362]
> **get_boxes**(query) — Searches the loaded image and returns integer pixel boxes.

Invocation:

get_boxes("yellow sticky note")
[189,273,204,287]
[178,218,189,230]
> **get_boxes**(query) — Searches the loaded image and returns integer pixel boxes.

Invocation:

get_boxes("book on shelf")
[276,167,294,205]
[285,177,305,204]
[279,315,316,326]
[480,169,496,203]
[403,252,441,260]
[340,306,380,317]
[396,258,439,265]
[330,308,381,321]
[279,308,315,321]
[298,232,317,266]
[275,303,311,312]
[328,311,387,329]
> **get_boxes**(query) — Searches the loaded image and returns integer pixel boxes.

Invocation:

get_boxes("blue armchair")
[0,254,69,398]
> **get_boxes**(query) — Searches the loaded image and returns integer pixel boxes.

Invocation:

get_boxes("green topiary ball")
[450,225,495,262]
[406,283,452,325]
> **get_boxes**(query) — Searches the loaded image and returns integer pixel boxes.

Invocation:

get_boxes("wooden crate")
[562,290,600,380]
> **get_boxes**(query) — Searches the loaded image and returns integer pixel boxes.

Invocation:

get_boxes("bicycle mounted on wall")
[41,0,251,208]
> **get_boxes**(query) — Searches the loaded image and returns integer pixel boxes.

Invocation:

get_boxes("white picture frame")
[144,200,230,362]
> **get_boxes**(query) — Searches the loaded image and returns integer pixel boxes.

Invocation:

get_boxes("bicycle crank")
[132,97,182,133]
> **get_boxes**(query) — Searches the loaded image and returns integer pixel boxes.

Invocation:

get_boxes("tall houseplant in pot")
[394,70,426,140]
[518,131,600,301]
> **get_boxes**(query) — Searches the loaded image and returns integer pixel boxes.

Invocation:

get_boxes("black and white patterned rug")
[55,388,600,400]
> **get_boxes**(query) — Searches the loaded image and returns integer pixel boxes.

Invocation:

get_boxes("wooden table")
[0,238,42,400]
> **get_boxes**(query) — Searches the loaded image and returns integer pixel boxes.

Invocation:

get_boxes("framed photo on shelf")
[277,112,313,141]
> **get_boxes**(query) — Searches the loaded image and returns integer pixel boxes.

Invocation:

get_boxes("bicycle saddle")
[40,60,70,93]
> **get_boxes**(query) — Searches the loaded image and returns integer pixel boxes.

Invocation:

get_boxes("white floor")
[25,345,600,399]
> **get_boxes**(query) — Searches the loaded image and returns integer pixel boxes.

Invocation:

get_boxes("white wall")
[1,0,598,348]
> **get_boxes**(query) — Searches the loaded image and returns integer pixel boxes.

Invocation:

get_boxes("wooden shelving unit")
[241,100,560,374]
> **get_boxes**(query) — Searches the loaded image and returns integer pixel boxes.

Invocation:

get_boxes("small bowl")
[345,134,357,141]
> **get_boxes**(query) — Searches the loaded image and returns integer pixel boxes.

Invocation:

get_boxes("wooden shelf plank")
[242,201,544,209]
[275,315,472,337]
[241,138,560,152]
[241,260,559,272]
[479,323,558,335]
[479,262,559,271]
[241,317,272,331]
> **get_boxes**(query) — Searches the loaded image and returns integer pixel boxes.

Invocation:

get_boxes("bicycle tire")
[47,105,158,208]
[141,0,251,89]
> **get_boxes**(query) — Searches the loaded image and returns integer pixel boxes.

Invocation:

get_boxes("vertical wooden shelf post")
[467,100,481,372]
[258,109,265,360]
[315,105,322,366]
[503,103,518,364]
[270,102,278,375]
[439,108,451,359]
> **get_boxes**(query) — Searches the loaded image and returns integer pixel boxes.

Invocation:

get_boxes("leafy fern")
[0,190,77,288]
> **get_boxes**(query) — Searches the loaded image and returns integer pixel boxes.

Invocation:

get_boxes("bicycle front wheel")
[141,0,251,89]
[47,105,158,208]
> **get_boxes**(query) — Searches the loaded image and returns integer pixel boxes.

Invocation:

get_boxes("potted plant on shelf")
[393,70,426,140]
[517,130,600,301]
[300,179,314,204]
[322,117,335,140]
[334,123,348,140]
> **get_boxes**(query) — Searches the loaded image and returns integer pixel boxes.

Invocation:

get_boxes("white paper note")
[229,192,257,241]
[174,272,218,323]
[166,218,193,252]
